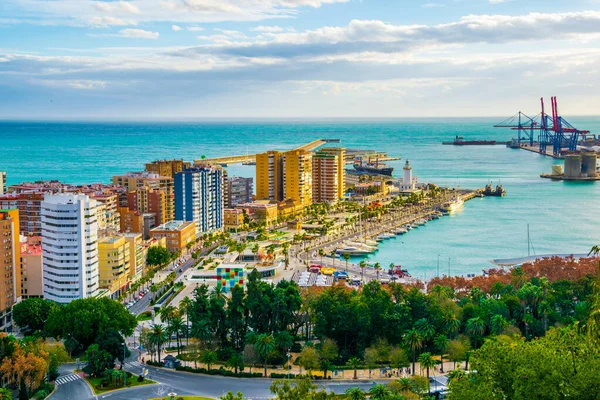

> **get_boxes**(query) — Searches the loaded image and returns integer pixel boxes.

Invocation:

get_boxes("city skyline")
[2,0,600,119]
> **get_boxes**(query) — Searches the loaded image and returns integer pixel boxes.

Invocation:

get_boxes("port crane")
[494,97,590,156]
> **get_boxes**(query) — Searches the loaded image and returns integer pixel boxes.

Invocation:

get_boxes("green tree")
[228,285,248,353]
[45,298,136,349]
[0,388,12,400]
[149,323,167,362]
[389,347,410,372]
[200,350,218,370]
[345,387,366,400]
[179,296,194,345]
[418,352,437,382]
[359,260,367,282]
[85,344,114,377]
[270,378,336,400]
[254,333,276,376]
[368,384,391,400]
[96,329,130,366]
[167,316,186,355]
[319,338,338,378]
[11,298,57,337]
[343,253,351,272]
[347,357,361,380]
[447,339,469,370]
[403,329,423,375]
[146,246,172,267]
[433,334,449,373]
[226,352,244,374]
[363,347,378,379]
[299,346,320,377]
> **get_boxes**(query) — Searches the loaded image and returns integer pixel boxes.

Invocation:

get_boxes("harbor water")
[2,118,600,279]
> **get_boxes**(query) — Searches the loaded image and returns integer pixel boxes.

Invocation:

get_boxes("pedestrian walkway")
[55,374,81,385]
[125,361,144,370]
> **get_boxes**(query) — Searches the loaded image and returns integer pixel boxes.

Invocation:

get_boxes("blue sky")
[2,0,600,119]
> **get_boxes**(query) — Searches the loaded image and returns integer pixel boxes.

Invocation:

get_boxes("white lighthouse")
[403,160,413,189]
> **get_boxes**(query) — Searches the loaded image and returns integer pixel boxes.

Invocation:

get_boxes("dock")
[518,143,563,159]
[491,253,590,267]
[540,174,600,181]
[195,139,328,165]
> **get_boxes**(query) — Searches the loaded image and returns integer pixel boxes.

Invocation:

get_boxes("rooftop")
[151,220,195,232]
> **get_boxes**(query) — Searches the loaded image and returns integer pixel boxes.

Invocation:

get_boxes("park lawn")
[84,374,156,395]
[137,312,152,322]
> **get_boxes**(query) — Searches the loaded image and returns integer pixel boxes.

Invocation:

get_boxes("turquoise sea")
[2,118,600,279]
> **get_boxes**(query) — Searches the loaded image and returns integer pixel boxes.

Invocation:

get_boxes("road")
[50,358,389,400]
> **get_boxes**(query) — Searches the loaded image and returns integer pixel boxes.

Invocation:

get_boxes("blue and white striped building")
[174,166,224,236]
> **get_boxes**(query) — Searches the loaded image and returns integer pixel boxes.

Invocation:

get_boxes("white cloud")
[251,25,285,32]
[118,28,160,39]
[7,0,349,27]
[93,1,140,14]
[187,26,205,32]
[89,16,135,27]
[172,25,182,31]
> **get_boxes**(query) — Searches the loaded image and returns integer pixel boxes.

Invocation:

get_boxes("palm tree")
[403,329,423,375]
[318,248,325,265]
[395,377,412,393]
[343,253,351,272]
[415,318,435,341]
[347,357,361,380]
[150,323,167,363]
[159,305,178,324]
[179,297,193,346]
[226,352,244,374]
[252,244,260,263]
[359,260,367,282]
[254,333,276,376]
[200,350,218,371]
[345,387,366,400]
[369,384,391,400]
[443,312,461,338]
[465,317,486,348]
[490,314,508,335]
[374,262,381,280]
[168,316,186,355]
[330,250,337,269]
[418,352,437,381]
[191,318,212,348]
[282,242,290,270]
[433,334,449,373]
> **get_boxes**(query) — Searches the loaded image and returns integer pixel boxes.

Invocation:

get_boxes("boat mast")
[527,224,530,257]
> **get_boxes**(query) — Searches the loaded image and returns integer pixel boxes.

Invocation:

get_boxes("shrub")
[146,360,163,367]
[137,375,144,382]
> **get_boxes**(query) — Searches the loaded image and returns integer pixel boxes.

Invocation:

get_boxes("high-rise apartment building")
[20,236,43,299]
[126,187,167,225]
[0,193,44,236]
[0,209,20,331]
[175,167,224,235]
[145,160,191,178]
[226,177,253,207]
[283,149,313,208]
[123,233,145,280]
[112,172,174,221]
[41,194,100,303]
[256,151,283,201]
[312,148,346,204]
[98,235,130,299]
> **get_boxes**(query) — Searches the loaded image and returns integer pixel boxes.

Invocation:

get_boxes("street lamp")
[122,343,127,387]
[287,351,291,379]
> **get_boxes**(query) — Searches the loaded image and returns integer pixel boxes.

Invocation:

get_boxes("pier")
[196,139,328,165]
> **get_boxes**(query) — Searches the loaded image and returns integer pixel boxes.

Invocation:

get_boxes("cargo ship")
[484,183,506,197]
[353,157,394,176]
[443,135,497,146]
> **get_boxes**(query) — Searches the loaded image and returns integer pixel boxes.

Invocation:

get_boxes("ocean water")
[2,118,600,279]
